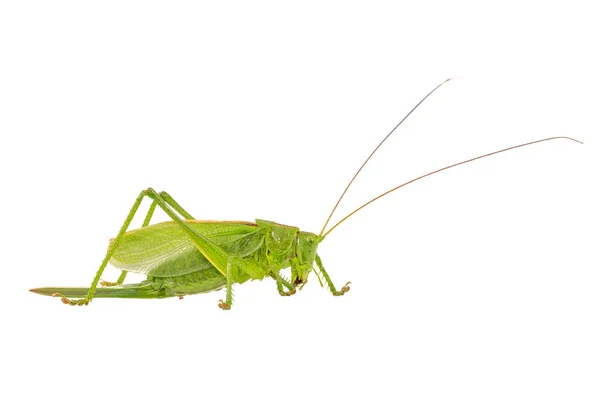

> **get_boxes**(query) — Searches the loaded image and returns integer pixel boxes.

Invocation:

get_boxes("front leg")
[315,254,351,296]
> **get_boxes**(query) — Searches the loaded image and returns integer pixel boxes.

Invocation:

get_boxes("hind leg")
[99,191,196,287]
[100,201,158,287]
[57,189,197,306]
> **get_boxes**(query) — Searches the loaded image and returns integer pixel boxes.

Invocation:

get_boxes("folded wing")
[109,221,264,277]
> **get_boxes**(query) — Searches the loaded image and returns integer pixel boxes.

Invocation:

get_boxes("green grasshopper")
[30,80,581,309]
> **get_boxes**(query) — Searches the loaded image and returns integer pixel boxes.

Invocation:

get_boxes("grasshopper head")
[292,232,323,285]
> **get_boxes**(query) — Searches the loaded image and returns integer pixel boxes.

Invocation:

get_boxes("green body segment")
[110,219,317,290]
[31,217,326,300]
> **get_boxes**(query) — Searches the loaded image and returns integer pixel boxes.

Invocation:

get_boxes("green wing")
[109,221,264,277]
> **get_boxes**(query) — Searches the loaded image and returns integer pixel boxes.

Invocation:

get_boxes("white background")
[1,1,598,399]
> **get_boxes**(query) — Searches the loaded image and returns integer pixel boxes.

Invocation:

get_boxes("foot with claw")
[333,282,351,296]
[278,288,297,297]
[53,293,90,306]
[100,280,120,287]
[218,299,231,310]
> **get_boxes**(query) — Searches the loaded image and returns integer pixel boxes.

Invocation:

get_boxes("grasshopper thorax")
[255,219,323,286]
[294,231,323,285]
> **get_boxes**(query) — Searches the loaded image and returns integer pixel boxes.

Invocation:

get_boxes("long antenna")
[322,136,582,238]
[319,78,454,236]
